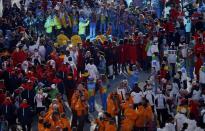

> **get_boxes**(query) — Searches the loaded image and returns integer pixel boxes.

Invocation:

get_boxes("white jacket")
[85,63,99,80]
[199,66,205,84]
[144,90,155,106]
[131,91,143,104]
[192,89,201,101]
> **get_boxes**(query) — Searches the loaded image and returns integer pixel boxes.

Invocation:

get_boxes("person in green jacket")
[78,18,89,39]
[48,84,59,100]
[44,15,54,35]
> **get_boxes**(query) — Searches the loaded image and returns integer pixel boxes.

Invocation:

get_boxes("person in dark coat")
[21,81,36,108]
[17,99,33,131]
[0,97,16,130]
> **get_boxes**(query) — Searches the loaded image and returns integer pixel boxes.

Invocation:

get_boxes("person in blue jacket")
[87,77,96,112]
[128,65,139,90]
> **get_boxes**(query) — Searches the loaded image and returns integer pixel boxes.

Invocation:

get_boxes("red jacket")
[118,45,125,64]
[194,43,204,56]
[11,50,27,66]
[124,44,130,62]
[129,45,137,64]
[195,57,203,77]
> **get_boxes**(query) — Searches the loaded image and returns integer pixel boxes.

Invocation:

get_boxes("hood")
[3,99,12,105]
[21,83,33,90]
[20,103,29,109]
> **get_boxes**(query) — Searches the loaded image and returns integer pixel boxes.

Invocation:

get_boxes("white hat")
[51,84,56,89]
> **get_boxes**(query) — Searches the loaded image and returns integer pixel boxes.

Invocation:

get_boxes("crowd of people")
[0,0,205,131]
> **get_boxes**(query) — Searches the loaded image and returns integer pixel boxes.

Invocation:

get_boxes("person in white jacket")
[34,88,47,114]
[85,58,99,80]
[199,63,205,88]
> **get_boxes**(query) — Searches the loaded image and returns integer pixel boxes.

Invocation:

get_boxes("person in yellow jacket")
[56,31,70,46]
[54,13,62,33]
[78,18,89,39]
[135,98,154,131]
[44,15,55,34]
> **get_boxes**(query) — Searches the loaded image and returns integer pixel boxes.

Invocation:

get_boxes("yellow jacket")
[54,16,62,30]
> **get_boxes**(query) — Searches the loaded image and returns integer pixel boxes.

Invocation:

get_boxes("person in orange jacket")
[95,112,117,131]
[135,97,154,131]
[104,119,117,131]
[45,99,63,121]
[60,113,72,131]
[74,95,88,131]
[107,92,121,118]
[120,104,137,131]
[71,84,89,128]
[121,93,134,111]
[46,111,64,129]
[38,118,45,131]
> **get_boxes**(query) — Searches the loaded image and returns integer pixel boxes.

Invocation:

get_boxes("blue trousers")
[100,22,106,34]
[101,93,107,111]
[72,25,78,34]
[88,96,95,112]
[90,22,96,38]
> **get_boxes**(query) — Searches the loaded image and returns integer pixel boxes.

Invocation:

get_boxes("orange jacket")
[81,88,89,100]
[38,122,45,131]
[45,115,64,129]
[104,122,117,131]
[120,118,133,131]
[135,105,153,127]
[95,118,108,131]
[74,99,87,116]
[61,118,72,131]
[121,97,134,110]
[71,91,79,110]
[107,94,120,117]
[120,107,137,131]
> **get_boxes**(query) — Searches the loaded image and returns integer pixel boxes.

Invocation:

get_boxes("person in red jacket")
[195,55,203,80]
[194,38,204,56]
[129,39,137,65]
[11,47,27,66]
[118,40,127,73]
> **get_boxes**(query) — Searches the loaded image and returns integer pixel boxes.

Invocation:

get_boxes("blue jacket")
[129,71,139,89]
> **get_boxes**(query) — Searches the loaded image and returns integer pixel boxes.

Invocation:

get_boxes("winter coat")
[0,100,16,123]
[118,45,125,64]
[54,15,62,30]
[199,66,205,84]
[11,50,27,66]
[184,17,191,33]
[135,105,153,127]
[128,71,139,89]
[44,16,54,33]
[195,58,203,79]
[17,103,33,125]
[78,20,89,35]
[129,45,137,64]
[85,63,99,80]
